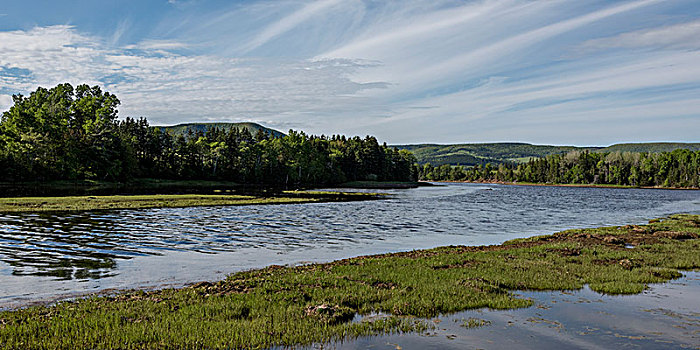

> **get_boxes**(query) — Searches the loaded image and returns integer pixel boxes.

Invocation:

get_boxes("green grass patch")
[1,215,699,348]
[457,317,491,328]
[0,191,381,213]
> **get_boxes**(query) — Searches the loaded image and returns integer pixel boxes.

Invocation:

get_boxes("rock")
[190,281,213,289]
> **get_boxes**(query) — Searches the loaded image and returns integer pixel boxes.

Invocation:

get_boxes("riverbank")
[429,179,699,190]
[0,178,424,198]
[0,179,246,197]
[337,181,429,189]
[1,214,697,349]
[0,191,381,213]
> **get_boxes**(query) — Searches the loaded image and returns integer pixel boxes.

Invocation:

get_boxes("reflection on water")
[1,183,699,308]
[307,272,700,350]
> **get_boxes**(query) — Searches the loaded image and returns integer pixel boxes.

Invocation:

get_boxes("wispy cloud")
[110,18,131,47]
[1,0,699,144]
[359,48,700,143]
[240,0,345,54]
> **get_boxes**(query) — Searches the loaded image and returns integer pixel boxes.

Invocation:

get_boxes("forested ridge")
[395,142,700,167]
[160,122,285,139]
[419,150,700,188]
[0,84,417,185]
[395,143,582,166]
[2,83,697,190]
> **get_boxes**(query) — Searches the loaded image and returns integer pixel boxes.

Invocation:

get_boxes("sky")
[1,0,699,145]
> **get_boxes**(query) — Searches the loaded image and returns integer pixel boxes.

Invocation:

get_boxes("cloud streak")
[1,0,699,145]
[240,0,345,54]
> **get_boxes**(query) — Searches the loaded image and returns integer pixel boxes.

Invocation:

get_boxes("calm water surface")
[308,271,700,349]
[1,183,699,309]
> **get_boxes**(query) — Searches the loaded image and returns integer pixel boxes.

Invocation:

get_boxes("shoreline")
[336,181,428,189]
[0,191,383,213]
[426,180,700,190]
[0,179,425,198]
[1,214,698,348]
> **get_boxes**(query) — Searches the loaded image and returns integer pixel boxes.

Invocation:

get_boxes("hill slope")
[395,142,700,166]
[598,142,700,153]
[159,122,285,138]
[394,143,588,166]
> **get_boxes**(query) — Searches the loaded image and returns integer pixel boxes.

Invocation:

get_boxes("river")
[1,183,699,309]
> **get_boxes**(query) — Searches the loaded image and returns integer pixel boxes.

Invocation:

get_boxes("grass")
[457,317,491,328]
[0,214,698,349]
[0,191,382,213]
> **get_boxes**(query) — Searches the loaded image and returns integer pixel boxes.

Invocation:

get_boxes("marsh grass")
[0,191,381,213]
[1,215,698,349]
[457,317,491,328]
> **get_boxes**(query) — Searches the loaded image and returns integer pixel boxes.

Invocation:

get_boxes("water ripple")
[0,183,699,284]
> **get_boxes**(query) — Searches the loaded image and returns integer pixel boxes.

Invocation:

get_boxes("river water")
[1,183,700,309]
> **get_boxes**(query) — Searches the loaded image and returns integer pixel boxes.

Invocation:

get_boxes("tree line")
[419,149,700,188]
[0,83,417,185]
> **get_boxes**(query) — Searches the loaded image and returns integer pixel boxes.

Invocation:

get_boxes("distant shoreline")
[426,180,700,190]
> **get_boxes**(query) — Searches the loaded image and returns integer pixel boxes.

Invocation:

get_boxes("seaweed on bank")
[0,215,698,349]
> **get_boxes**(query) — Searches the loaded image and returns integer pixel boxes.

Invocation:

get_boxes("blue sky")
[1,0,699,145]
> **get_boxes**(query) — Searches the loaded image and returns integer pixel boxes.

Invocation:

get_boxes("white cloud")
[1,0,699,144]
[125,39,190,51]
[0,25,388,128]
[0,94,12,112]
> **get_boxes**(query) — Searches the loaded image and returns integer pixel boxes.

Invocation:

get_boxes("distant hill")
[394,143,588,166]
[598,142,700,153]
[394,142,700,166]
[159,122,285,138]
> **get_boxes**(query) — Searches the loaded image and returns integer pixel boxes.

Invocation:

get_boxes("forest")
[2,83,698,189]
[0,84,417,186]
[419,149,700,188]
